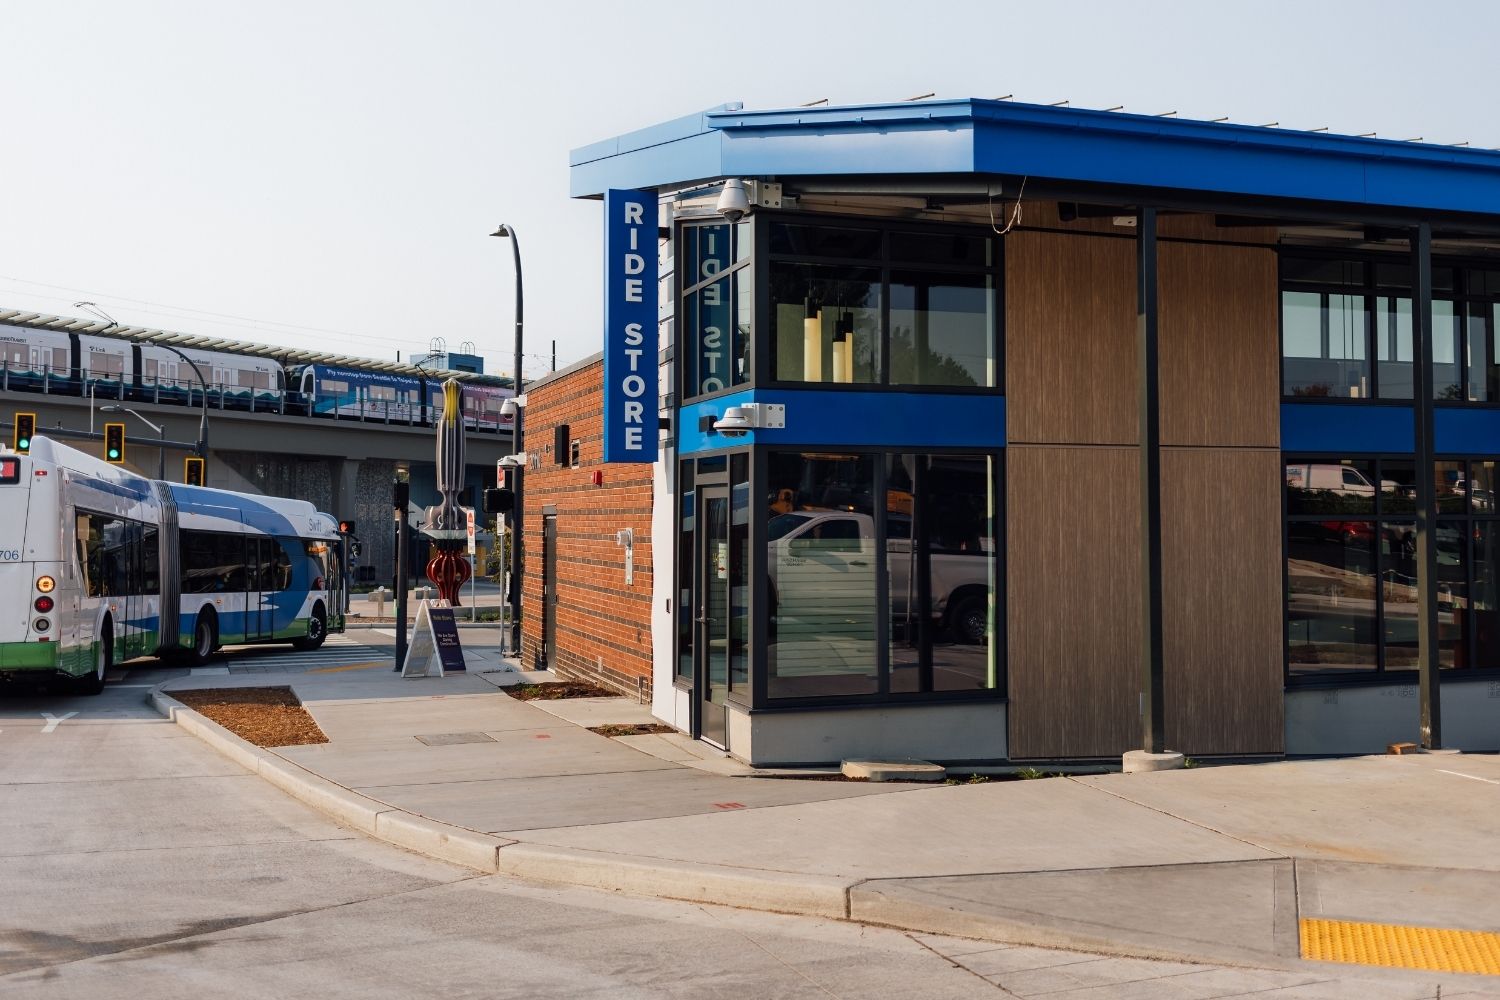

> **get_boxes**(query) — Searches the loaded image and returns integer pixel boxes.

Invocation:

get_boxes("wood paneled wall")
[1006,445,1140,758]
[1005,231,1137,445]
[1005,218,1284,759]
[1160,243,1280,448]
[1161,447,1284,754]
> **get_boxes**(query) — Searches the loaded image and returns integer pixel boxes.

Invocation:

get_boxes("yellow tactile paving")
[1301,917,1500,976]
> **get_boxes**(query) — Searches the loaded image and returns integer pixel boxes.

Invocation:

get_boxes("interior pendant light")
[833,312,854,383]
[803,296,823,382]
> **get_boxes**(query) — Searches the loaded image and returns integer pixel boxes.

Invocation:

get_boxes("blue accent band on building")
[1435,407,1500,454]
[679,389,1004,455]
[1281,403,1414,454]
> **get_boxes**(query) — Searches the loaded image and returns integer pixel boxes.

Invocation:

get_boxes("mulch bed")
[171,686,329,748]
[504,680,619,701]
[587,723,678,737]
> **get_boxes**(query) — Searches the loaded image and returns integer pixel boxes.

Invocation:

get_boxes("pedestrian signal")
[339,520,356,534]
[184,456,205,486]
[13,413,35,454]
[103,423,126,464]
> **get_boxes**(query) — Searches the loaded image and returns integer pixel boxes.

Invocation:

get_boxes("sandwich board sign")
[401,600,467,677]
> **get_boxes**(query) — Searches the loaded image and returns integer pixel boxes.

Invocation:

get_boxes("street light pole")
[491,223,524,656]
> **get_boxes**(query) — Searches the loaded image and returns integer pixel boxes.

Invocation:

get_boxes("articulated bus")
[0,436,345,694]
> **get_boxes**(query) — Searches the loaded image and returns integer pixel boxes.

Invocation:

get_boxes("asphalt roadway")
[3,640,1500,998]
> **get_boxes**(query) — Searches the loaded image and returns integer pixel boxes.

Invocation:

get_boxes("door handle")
[849,560,870,567]
[694,616,716,624]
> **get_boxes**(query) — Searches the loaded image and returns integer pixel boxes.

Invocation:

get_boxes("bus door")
[243,537,273,641]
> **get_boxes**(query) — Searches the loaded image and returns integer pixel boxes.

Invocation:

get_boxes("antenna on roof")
[1048,99,1070,107]
[1356,132,1377,138]
[799,97,829,107]
[1404,136,1424,142]
[1449,140,1470,147]
[1307,126,1329,133]
[1155,110,1178,117]
[1210,116,1229,123]
[993,94,1013,101]
[1259,121,1280,128]
[1103,106,1124,112]
[905,92,935,101]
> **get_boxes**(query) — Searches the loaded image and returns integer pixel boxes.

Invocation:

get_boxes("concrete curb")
[493,843,854,920]
[150,688,510,874]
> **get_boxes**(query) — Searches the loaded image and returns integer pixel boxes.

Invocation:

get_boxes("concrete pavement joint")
[1066,775,1290,859]
[904,933,1027,997]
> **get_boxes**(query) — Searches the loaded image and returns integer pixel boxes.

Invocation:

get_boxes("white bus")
[0,436,346,694]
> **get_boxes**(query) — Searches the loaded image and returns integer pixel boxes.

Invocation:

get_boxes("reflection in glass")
[1472,522,1500,668]
[1435,461,1467,514]
[1433,299,1461,400]
[729,455,750,691]
[766,452,878,698]
[1286,522,1377,674]
[889,270,995,387]
[1281,291,1369,398]
[1285,460,1376,515]
[771,263,879,383]
[887,455,996,693]
[1382,522,1466,670]
[683,224,750,398]
[1468,302,1496,402]
[1376,296,1413,399]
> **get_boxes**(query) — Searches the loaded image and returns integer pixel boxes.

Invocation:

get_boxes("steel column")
[1137,207,1166,754]
[1411,221,1443,749]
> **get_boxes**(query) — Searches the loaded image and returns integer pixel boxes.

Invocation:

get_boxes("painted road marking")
[1437,768,1500,785]
[1301,918,1500,976]
[306,660,390,674]
[40,712,76,733]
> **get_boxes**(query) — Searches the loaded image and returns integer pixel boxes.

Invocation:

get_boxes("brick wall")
[521,359,654,700]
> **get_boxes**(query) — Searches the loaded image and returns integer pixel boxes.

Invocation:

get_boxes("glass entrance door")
[696,488,731,747]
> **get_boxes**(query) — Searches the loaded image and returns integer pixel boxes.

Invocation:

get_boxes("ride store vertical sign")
[603,189,658,463]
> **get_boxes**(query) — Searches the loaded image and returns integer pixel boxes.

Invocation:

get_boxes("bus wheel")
[74,629,110,696]
[293,606,327,651]
[186,611,217,667]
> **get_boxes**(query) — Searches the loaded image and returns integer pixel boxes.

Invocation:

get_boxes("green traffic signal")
[13,413,35,454]
[103,423,126,464]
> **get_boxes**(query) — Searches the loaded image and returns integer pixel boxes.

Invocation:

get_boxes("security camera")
[498,453,527,468]
[713,405,755,437]
[715,179,751,223]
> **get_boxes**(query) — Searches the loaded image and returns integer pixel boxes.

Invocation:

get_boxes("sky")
[3,0,1499,382]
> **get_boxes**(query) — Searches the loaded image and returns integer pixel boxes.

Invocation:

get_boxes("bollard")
[371,586,388,617]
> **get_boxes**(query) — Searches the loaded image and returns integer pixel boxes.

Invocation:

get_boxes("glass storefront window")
[1375,296,1413,400]
[765,452,879,698]
[681,223,751,399]
[889,270,996,388]
[886,454,997,693]
[770,263,880,383]
[1286,456,1496,679]
[729,454,750,691]
[1286,520,1378,674]
[677,461,695,682]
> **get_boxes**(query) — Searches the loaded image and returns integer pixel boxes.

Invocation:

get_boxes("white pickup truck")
[767,509,992,644]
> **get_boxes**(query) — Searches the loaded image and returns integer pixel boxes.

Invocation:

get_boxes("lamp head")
[491,223,513,239]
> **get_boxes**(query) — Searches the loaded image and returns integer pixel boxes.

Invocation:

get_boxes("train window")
[3,344,24,365]
[52,348,66,371]
[321,379,349,396]
[370,385,395,402]
[238,370,270,389]
[87,353,124,376]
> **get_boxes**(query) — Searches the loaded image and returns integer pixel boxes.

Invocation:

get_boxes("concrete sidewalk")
[150,637,1500,993]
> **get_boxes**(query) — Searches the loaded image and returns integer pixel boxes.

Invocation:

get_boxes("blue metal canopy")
[570,98,1500,219]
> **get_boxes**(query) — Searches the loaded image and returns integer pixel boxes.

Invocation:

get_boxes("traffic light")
[338,520,356,534]
[13,413,35,454]
[103,423,126,464]
[184,456,205,486]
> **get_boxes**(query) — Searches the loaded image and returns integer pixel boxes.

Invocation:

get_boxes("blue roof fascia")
[569,105,737,198]
[572,98,1500,217]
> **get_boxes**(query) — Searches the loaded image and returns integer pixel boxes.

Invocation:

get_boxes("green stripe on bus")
[0,642,61,671]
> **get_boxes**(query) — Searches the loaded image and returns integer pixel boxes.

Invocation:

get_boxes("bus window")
[143,526,159,595]
[271,538,294,590]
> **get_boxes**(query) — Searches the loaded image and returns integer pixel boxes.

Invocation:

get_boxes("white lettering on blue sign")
[602,190,659,463]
